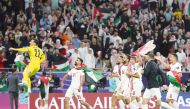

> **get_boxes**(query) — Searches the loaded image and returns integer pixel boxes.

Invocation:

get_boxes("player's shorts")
[166,84,180,101]
[131,80,143,97]
[143,88,161,100]
[26,63,40,77]
[114,83,130,98]
[39,85,49,100]
[65,87,85,101]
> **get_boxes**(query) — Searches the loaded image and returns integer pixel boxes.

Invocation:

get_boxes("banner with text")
[30,93,190,109]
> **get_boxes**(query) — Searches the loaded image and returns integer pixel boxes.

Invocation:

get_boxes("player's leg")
[111,94,118,109]
[22,66,32,92]
[141,88,151,109]
[64,97,70,109]
[161,101,174,109]
[75,89,92,109]
[166,85,180,109]
[127,92,138,109]
[65,88,73,109]
[136,81,143,108]
[136,97,142,108]
[118,100,125,109]
[111,84,123,109]
[131,89,140,109]
[152,88,162,109]
[79,100,92,109]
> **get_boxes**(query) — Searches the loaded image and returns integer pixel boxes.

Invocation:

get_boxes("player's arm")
[130,72,140,78]
[61,73,70,87]
[39,53,46,63]
[9,47,29,52]
[109,72,120,78]
[155,56,170,69]
[61,73,69,82]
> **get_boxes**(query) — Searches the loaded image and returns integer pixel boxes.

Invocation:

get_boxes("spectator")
[0,51,5,70]
[71,34,81,48]
[84,49,95,68]
[176,47,186,64]
[38,71,51,109]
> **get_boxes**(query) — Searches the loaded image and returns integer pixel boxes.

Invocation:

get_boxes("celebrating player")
[61,58,92,109]
[109,55,125,108]
[111,54,132,109]
[156,53,182,109]
[9,39,46,93]
[129,56,143,108]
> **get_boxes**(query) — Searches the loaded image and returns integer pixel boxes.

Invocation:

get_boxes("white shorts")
[143,88,161,100]
[114,83,130,98]
[65,87,84,101]
[166,84,180,101]
[131,80,143,97]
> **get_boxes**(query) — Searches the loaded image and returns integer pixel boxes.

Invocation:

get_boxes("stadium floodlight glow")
[88,84,97,92]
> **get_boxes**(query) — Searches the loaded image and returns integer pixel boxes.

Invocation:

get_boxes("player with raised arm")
[9,39,46,93]
[156,53,182,109]
[61,58,92,109]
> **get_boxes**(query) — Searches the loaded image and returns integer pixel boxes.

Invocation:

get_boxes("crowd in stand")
[0,0,190,72]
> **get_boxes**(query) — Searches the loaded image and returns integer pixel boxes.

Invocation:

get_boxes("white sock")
[129,100,138,109]
[39,105,43,109]
[44,103,48,109]
[142,104,148,109]
[172,101,179,109]
[161,102,174,109]
[28,88,31,93]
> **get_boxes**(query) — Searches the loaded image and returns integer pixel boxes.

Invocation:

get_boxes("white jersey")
[119,65,130,88]
[166,62,182,101]
[131,63,142,82]
[112,65,122,85]
[114,65,131,98]
[131,63,143,96]
[68,69,84,89]
[170,62,182,73]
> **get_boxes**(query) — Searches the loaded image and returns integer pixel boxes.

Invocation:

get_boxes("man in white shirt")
[78,42,88,61]
[176,47,186,63]
[61,58,92,109]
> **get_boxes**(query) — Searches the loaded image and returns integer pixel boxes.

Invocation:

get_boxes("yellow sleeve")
[40,54,46,63]
[14,47,29,52]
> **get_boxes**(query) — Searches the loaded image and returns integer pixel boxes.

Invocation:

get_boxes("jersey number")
[34,49,43,59]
